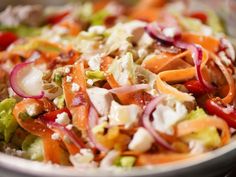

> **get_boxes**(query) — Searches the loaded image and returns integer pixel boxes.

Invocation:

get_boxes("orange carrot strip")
[182,32,220,52]
[176,116,230,145]
[63,61,89,130]
[210,52,235,104]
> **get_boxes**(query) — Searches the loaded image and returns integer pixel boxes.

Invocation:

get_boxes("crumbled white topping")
[88,54,102,71]
[138,48,148,58]
[87,79,94,86]
[88,25,106,35]
[87,87,113,116]
[128,127,154,152]
[108,101,141,128]
[66,124,73,130]
[70,149,94,167]
[5,147,25,157]
[100,150,120,168]
[25,103,43,117]
[55,112,70,125]
[66,76,72,82]
[64,67,71,74]
[51,133,60,140]
[189,140,205,154]
[71,83,80,92]
[152,97,187,135]
[162,27,176,38]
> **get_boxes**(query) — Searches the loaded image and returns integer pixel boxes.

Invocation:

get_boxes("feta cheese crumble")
[51,133,60,140]
[64,67,71,74]
[25,103,43,117]
[69,149,94,166]
[128,127,154,152]
[71,83,80,92]
[152,97,187,135]
[66,76,72,82]
[88,25,106,35]
[87,79,94,86]
[108,101,141,128]
[55,112,70,125]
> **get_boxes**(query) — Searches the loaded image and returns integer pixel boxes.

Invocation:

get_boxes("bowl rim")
[1,140,236,177]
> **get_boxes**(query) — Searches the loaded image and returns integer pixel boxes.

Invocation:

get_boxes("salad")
[0,0,235,169]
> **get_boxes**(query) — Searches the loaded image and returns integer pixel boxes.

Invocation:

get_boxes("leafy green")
[114,156,136,168]
[183,108,221,148]
[54,95,65,109]
[206,10,225,33]
[0,25,42,37]
[90,10,110,26]
[86,70,105,80]
[22,135,44,161]
[0,98,18,142]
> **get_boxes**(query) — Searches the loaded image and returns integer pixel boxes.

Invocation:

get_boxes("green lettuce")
[114,156,136,168]
[22,135,44,161]
[0,25,42,37]
[90,10,110,26]
[206,10,225,33]
[0,98,18,143]
[183,108,221,148]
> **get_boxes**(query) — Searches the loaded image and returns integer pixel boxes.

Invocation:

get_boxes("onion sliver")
[10,62,44,98]
[142,95,174,151]
[109,84,149,94]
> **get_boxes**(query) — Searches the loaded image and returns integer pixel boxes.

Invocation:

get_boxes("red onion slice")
[10,62,44,99]
[48,122,85,149]
[142,95,174,151]
[145,22,181,43]
[88,106,108,153]
[174,41,214,90]
[109,84,149,94]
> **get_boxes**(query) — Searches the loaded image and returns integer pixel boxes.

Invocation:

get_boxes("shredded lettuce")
[22,135,44,161]
[90,10,110,26]
[0,25,42,37]
[206,10,225,33]
[0,98,18,143]
[114,156,136,168]
[108,52,135,86]
[183,108,221,148]
[86,70,105,80]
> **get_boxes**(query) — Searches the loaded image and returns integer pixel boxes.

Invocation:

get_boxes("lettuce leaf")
[183,108,221,148]
[22,135,44,161]
[0,25,42,37]
[206,10,225,33]
[90,10,110,26]
[0,98,18,142]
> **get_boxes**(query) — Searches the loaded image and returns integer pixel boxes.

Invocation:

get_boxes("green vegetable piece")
[22,135,44,161]
[114,156,136,168]
[90,10,110,25]
[184,108,221,148]
[53,73,63,86]
[54,95,65,109]
[0,98,18,142]
[0,25,42,37]
[86,70,105,80]
[206,10,224,33]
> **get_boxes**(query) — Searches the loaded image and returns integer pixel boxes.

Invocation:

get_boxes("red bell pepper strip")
[0,32,18,51]
[205,99,236,128]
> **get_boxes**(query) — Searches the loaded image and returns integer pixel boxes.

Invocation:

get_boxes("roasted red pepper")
[41,108,71,122]
[184,80,207,96]
[189,12,208,24]
[46,11,69,25]
[205,99,236,128]
[0,32,18,51]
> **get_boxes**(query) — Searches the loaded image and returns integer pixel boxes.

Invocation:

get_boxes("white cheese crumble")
[87,87,113,116]
[25,103,43,117]
[152,98,187,135]
[66,124,73,130]
[55,112,70,125]
[51,133,60,140]
[64,67,71,74]
[66,76,72,82]
[88,54,102,71]
[69,149,94,166]
[71,83,80,92]
[108,101,141,128]
[162,27,177,38]
[128,127,154,152]
[189,140,205,155]
[88,25,106,35]
[100,150,120,168]
[87,79,94,86]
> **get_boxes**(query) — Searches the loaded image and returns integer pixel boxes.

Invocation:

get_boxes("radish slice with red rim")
[10,62,44,99]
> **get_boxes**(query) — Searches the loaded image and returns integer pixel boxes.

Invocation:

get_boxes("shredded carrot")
[136,153,191,165]
[63,61,89,130]
[176,116,230,145]
[142,50,191,74]
[210,52,235,104]
[182,32,220,52]
[100,56,113,71]
[156,68,196,102]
